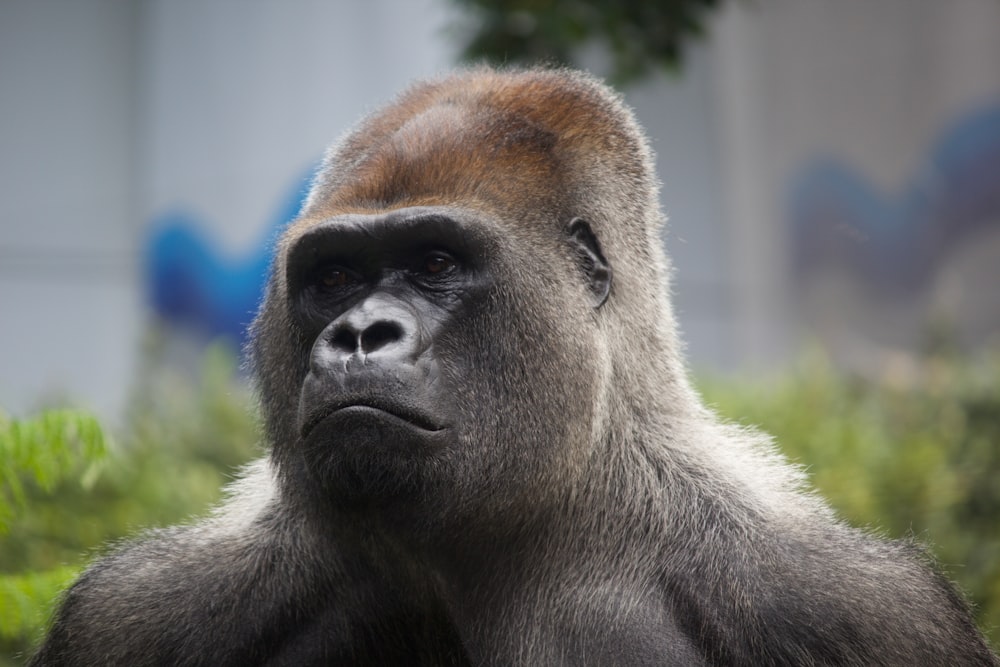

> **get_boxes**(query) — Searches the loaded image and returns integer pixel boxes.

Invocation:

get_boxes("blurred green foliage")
[450,0,723,84]
[0,343,260,665]
[1,410,107,654]
[2,344,998,662]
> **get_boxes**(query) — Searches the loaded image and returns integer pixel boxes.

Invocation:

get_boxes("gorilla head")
[250,68,683,530]
[31,68,998,666]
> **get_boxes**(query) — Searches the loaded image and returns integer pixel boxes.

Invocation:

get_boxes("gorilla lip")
[301,400,444,438]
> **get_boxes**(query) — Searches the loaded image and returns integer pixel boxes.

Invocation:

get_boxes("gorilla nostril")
[360,321,403,354]
[331,328,358,353]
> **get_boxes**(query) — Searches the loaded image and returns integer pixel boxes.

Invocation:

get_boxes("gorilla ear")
[566,218,612,309]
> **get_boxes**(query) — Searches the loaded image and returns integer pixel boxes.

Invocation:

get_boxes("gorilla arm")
[30,462,324,665]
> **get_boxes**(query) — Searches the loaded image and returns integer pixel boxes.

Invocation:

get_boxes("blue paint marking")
[789,102,1000,297]
[145,165,315,345]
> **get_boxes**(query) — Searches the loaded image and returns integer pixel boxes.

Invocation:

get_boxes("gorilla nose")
[330,320,404,355]
[315,294,423,367]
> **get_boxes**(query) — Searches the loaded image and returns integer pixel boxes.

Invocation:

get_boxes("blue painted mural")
[145,166,315,346]
[789,102,1000,299]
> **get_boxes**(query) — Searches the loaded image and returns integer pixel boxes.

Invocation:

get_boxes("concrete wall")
[1,1,141,418]
[710,0,1000,373]
[2,0,998,420]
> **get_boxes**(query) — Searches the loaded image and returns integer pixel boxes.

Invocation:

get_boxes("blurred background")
[3,0,1000,417]
[2,0,999,661]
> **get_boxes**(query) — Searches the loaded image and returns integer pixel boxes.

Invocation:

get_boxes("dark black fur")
[31,67,998,666]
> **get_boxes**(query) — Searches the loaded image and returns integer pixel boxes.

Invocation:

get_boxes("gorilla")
[32,67,997,666]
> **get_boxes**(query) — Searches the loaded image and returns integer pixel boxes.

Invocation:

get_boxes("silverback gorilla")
[32,68,998,666]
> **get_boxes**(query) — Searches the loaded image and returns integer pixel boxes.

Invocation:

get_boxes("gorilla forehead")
[321,105,563,216]
[302,68,650,227]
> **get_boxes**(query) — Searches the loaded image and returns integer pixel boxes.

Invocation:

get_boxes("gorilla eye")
[423,253,456,275]
[315,264,357,290]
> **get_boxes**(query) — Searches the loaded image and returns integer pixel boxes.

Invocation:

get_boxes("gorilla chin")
[300,403,454,504]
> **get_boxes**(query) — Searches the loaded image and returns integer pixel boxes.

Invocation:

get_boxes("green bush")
[0,343,260,665]
[3,344,998,662]
[0,410,108,657]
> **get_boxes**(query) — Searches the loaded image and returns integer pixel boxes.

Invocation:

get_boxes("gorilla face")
[286,207,491,505]
[282,205,611,515]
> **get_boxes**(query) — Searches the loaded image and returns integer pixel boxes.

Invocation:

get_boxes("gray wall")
[1,1,141,419]
[2,0,998,421]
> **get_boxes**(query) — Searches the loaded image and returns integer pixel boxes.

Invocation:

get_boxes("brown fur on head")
[292,68,663,279]
[302,68,653,222]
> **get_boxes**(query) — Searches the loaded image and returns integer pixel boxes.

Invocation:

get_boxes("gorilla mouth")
[301,399,444,439]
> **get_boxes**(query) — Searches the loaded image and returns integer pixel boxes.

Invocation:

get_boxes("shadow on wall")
[145,165,317,346]
[789,101,1000,352]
